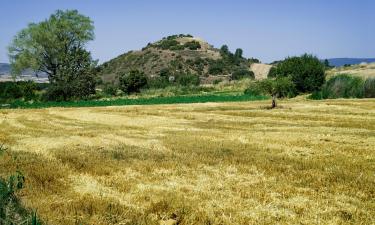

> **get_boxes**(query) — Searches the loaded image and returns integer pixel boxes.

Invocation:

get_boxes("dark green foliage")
[310,74,369,99]
[220,45,230,56]
[322,74,364,98]
[183,41,201,50]
[245,77,296,108]
[103,83,118,96]
[43,47,97,101]
[119,70,148,94]
[148,68,171,89]
[268,67,278,78]
[208,60,225,75]
[158,39,180,50]
[256,77,296,98]
[364,77,375,98]
[234,48,243,59]
[9,10,96,101]
[0,81,39,103]
[232,69,255,80]
[175,73,200,86]
[272,54,325,93]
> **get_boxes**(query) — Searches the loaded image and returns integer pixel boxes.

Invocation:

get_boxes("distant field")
[1,99,374,224]
[327,63,375,78]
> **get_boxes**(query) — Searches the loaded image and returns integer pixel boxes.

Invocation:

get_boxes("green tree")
[220,45,230,56]
[251,77,295,108]
[44,47,97,101]
[8,10,96,100]
[272,54,325,93]
[119,70,147,94]
[234,48,243,59]
[324,59,330,68]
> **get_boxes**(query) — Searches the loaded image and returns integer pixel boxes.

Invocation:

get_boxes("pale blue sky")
[0,0,374,63]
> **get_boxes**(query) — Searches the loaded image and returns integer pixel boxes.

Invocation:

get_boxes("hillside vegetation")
[97,34,259,85]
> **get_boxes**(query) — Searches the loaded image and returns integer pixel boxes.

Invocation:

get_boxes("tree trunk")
[271,95,277,108]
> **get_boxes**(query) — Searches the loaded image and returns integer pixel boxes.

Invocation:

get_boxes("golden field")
[0,99,374,225]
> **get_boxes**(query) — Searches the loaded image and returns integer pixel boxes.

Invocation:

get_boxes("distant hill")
[0,63,11,75]
[97,34,260,84]
[327,58,375,67]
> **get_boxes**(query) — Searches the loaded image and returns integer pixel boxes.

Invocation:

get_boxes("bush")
[103,83,118,96]
[119,70,148,94]
[184,41,201,50]
[175,73,200,86]
[232,69,255,80]
[272,54,325,93]
[0,81,38,102]
[320,74,364,99]
[208,60,225,75]
[364,77,375,98]
[147,77,169,89]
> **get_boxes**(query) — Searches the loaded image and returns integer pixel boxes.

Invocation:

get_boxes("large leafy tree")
[272,54,325,93]
[8,10,97,100]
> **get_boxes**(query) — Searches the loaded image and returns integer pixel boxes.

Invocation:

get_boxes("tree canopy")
[271,54,325,93]
[8,10,96,100]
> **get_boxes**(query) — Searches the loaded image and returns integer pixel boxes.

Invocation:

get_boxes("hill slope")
[97,34,259,84]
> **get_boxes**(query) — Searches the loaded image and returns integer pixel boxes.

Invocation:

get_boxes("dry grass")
[0,99,374,224]
[327,63,375,79]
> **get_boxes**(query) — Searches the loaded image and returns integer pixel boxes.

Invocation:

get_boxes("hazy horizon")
[1,0,374,64]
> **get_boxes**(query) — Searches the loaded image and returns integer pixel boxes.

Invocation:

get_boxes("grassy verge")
[2,94,268,109]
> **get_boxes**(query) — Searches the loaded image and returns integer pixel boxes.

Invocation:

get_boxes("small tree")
[257,77,295,108]
[234,48,243,59]
[119,70,147,94]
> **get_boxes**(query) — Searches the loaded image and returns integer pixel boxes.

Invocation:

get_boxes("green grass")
[2,94,268,109]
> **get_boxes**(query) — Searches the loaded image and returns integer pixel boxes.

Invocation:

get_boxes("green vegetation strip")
[3,94,268,109]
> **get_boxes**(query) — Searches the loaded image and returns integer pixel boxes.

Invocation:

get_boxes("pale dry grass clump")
[0,99,374,224]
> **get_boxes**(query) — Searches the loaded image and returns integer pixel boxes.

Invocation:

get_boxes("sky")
[0,0,374,64]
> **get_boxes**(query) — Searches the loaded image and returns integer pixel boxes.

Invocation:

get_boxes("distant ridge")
[327,58,375,67]
[0,63,11,75]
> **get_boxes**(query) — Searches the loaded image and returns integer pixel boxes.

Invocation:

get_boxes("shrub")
[175,73,200,86]
[232,69,255,80]
[119,70,148,94]
[320,74,364,99]
[184,41,201,50]
[364,77,375,98]
[103,83,118,96]
[147,77,169,89]
[208,60,225,75]
[272,54,325,93]
[157,39,181,50]
[0,81,39,102]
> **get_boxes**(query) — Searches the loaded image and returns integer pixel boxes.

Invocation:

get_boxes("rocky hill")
[97,34,260,84]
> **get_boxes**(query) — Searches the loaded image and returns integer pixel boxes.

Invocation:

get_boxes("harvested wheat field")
[0,99,375,224]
